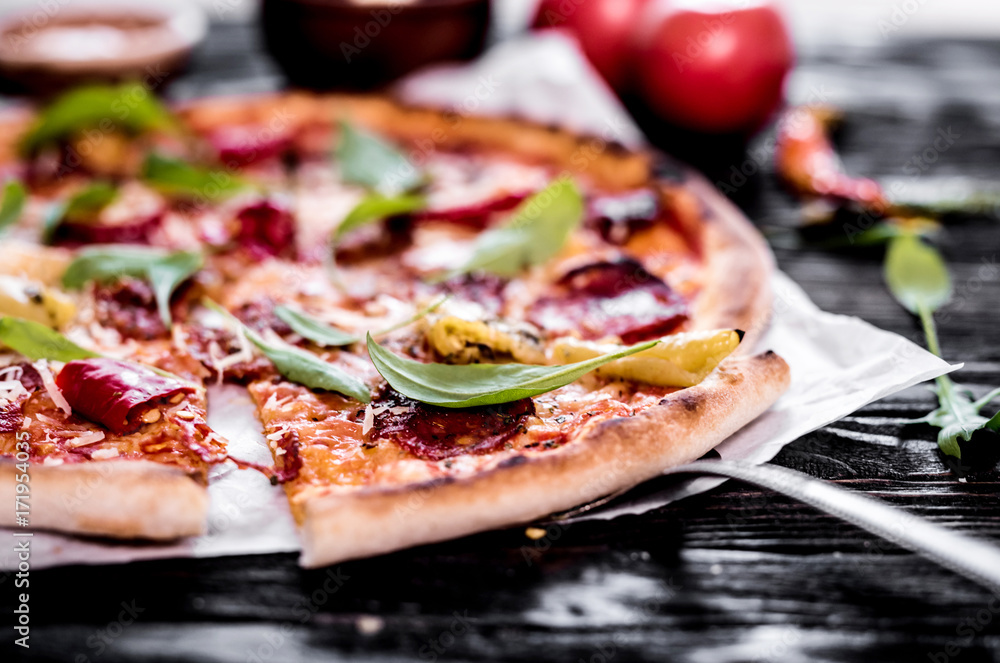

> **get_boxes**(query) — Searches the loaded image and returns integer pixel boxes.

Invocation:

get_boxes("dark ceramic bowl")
[261,0,491,90]
[0,0,206,95]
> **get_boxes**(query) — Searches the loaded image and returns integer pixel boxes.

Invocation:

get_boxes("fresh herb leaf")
[275,305,356,347]
[64,181,118,219]
[141,153,245,200]
[62,246,202,328]
[336,121,424,195]
[367,333,657,408]
[20,83,175,156]
[435,179,584,282]
[204,299,371,402]
[884,234,999,458]
[0,180,27,233]
[0,317,99,362]
[40,181,119,244]
[146,251,203,328]
[245,331,371,403]
[884,234,951,315]
[275,295,447,348]
[334,193,425,246]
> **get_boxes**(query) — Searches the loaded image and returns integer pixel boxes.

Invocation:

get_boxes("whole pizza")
[0,85,788,567]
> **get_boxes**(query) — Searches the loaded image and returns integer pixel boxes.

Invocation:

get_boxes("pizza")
[0,85,789,567]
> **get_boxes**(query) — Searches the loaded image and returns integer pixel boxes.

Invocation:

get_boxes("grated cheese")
[90,448,119,459]
[66,431,105,448]
[0,366,28,404]
[34,360,71,415]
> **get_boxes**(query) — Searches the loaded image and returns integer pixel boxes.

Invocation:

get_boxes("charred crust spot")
[497,455,528,469]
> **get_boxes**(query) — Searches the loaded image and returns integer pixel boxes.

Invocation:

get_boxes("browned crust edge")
[300,350,789,567]
[0,459,207,540]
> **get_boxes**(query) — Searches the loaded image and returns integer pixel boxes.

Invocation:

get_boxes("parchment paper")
[0,34,953,569]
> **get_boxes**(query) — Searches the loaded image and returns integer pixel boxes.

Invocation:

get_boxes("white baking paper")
[0,33,954,569]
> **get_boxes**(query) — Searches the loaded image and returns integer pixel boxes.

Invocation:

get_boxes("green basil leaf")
[61,245,161,288]
[276,295,448,348]
[20,83,175,156]
[204,299,371,402]
[275,305,357,347]
[42,181,120,244]
[0,317,99,362]
[141,153,245,200]
[64,181,118,220]
[334,193,426,246]
[62,246,201,328]
[0,180,27,233]
[245,330,371,403]
[436,179,584,282]
[367,333,657,408]
[146,251,203,328]
[884,234,952,315]
[336,121,424,195]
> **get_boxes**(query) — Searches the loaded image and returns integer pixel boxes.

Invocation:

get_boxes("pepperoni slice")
[0,402,22,434]
[0,364,44,433]
[438,273,508,317]
[527,258,688,344]
[55,359,195,435]
[415,192,529,229]
[370,387,534,462]
[94,278,170,340]
[234,200,296,259]
[51,212,163,247]
[208,126,293,169]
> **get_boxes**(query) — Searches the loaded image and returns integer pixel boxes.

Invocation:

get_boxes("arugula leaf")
[141,153,245,200]
[884,234,951,315]
[884,234,999,458]
[334,193,426,246]
[204,299,371,402]
[276,296,448,347]
[435,179,584,282]
[336,120,425,195]
[0,317,99,362]
[367,333,657,408]
[20,83,175,156]
[0,180,27,233]
[62,246,202,328]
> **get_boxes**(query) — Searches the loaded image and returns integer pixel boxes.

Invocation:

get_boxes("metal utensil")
[663,460,1000,595]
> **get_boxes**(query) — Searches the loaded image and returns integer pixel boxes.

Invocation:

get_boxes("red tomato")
[632,0,795,133]
[532,0,651,92]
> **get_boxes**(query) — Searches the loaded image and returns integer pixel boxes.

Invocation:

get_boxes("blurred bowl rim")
[0,0,206,71]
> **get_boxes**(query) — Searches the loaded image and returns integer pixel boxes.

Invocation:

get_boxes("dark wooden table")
[5,21,1000,663]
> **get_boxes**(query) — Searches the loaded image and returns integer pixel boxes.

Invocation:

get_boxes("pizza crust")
[299,350,789,567]
[0,459,207,540]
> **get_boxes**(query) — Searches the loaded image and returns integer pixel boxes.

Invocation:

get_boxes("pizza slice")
[176,94,790,567]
